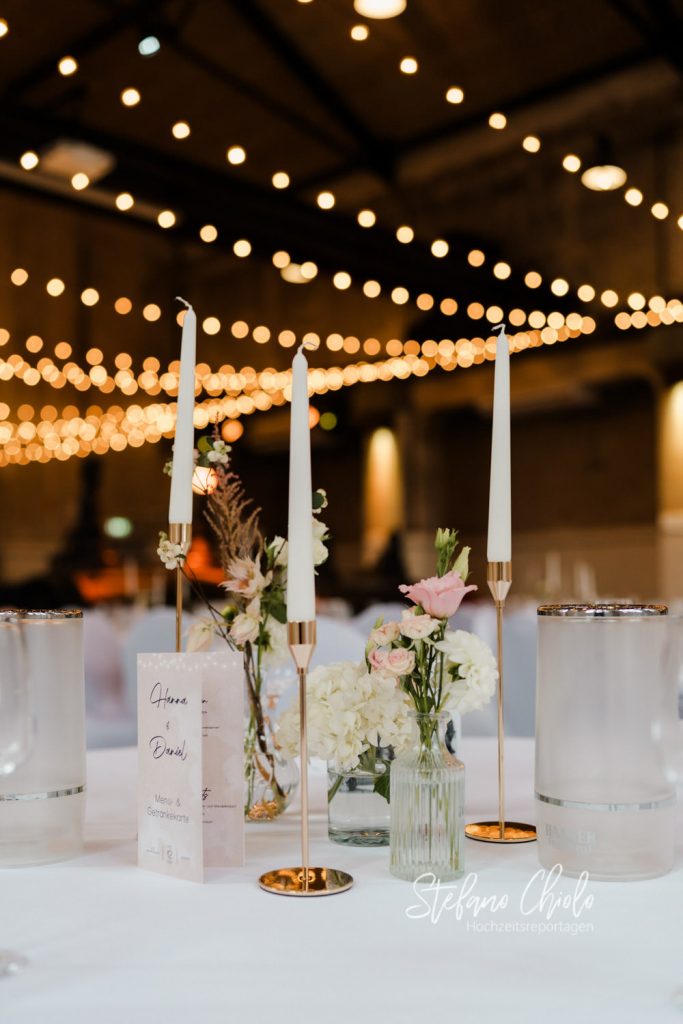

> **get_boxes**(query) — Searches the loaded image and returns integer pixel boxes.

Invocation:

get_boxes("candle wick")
[297,338,318,355]
[175,296,193,311]
[492,322,507,334]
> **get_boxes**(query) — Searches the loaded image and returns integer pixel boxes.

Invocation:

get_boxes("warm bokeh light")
[350,24,369,40]
[300,261,318,279]
[417,293,434,310]
[253,325,271,344]
[581,164,627,191]
[446,86,464,104]
[562,154,581,173]
[172,121,191,139]
[468,249,485,267]
[222,420,244,443]
[431,239,449,257]
[488,112,507,130]
[10,267,28,285]
[272,171,290,189]
[58,56,78,76]
[333,271,352,290]
[440,298,457,316]
[26,335,43,353]
[317,190,335,209]
[226,145,246,165]
[81,288,99,306]
[624,187,643,206]
[627,292,646,310]
[71,172,90,190]
[231,321,249,339]
[192,465,219,496]
[357,208,376,227]
[20,151,39,171]
[577,284,595,302]
[0,18,8,37]
[651,202,669,220]
[233,239,252,257]
[199,224,218,243]
[493,261,511,279]
[522,135,541,153]
[363,280,381,298]
[115,192,134,211]
[114,297,132,315]
[202,317,221,335]
[400,56,418,74]
[143,303,161,322]
[46,278,65,297]
[396,225,414,243]
[157,209,176,228]
[272,250,290,268]
[121,87,141,107]
[550,278,569,296]
[600,289,618,308]
[391,286,409,305]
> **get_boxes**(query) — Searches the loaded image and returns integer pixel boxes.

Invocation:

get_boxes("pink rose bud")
[399,570,477,620]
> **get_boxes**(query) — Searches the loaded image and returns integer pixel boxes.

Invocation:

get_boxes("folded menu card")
[137,651,244,882]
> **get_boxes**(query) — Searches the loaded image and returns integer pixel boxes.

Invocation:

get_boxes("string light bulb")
[58,56,78,76]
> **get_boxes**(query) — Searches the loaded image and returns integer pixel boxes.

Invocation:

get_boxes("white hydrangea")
[276,661,412,771]
[261,618,289,670]
[434,629,498,714]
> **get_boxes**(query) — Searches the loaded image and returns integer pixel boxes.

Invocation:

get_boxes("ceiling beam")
[224,0,396,179]
[1,0,161,102]
[0,102,563,328]
[297,46,653,192]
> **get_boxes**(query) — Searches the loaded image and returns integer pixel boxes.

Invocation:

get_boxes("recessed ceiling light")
[353,0,406,18]
[138,35,160,57]
[581,164,626,191]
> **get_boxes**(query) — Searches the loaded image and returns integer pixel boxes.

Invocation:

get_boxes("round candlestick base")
[465,821,537,843]
[259,866,354,896]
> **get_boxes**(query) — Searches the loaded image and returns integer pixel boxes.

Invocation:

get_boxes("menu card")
[137,651,244,882]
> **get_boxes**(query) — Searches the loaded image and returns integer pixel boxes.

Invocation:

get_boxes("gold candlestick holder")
[259,620,354,896]
[465,561,537,844]
[169,523,191,653]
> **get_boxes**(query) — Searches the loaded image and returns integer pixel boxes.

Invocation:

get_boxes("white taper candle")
[487,323,511,562]
[286,345,315,622]
[168,299,196,525]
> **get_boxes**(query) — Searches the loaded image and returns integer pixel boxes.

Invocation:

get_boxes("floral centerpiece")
[158,433,329,821]
[278,528,497,848]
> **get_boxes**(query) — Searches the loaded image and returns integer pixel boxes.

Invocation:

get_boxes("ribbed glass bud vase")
[390,712,465,882]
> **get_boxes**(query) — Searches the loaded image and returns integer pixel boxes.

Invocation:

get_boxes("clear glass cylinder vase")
[328,754,391,846]
[390,712,465,882]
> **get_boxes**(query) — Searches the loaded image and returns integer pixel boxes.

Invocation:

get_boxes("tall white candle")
[286,346,315,622]
[168,299,196,525]
[487,324,511,562]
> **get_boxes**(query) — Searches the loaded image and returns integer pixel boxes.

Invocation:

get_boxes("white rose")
[434,629,498,714]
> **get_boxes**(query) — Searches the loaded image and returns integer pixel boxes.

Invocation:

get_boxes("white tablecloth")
[2,740,682,1024]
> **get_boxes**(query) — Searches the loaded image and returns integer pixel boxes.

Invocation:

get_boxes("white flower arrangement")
[277,661,413,773]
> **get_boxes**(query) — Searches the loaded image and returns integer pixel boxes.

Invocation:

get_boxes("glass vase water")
[390,712,465,882]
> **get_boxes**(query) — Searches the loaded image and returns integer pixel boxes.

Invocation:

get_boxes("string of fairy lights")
[5,292,683,471]
[3,10,681,312]
[1,7,681,474]
[0,324,586,468]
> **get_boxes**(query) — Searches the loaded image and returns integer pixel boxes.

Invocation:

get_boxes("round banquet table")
[1,739,682,1024]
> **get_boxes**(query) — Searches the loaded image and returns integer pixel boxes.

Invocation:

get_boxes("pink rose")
[369,648,389,672]
[369,621,401,647]
[399,570,477,619]
[385,648,415,677]
[399,612,439,641]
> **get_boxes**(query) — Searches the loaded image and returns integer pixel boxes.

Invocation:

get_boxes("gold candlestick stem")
[169,523,191,654]
[465,561,537,844]
[259,620,353,896]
